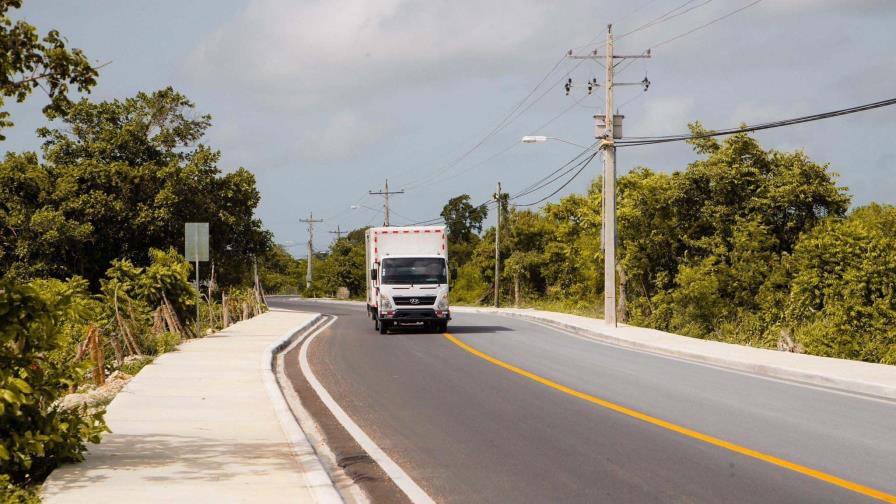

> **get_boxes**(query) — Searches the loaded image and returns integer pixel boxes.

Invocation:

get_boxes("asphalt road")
[270,298,896,504]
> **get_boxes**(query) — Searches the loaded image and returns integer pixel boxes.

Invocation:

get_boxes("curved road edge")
[263,311,346,503]
[294,316,436,504]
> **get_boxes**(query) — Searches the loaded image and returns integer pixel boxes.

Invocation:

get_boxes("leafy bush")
[118,356,155,376]
[103,247,197,329]
[786,204,896,363]
[142,332,181,356]
[0,281,107,485]
[0,475,40,504]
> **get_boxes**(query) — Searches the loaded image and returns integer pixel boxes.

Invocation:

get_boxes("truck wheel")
[438,321,448,333]
[379,321,389,334]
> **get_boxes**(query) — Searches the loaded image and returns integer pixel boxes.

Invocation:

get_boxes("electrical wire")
[511,142,599,199]
[650,0,763,49]
[395,53,574,191]
[617,0,705,39]
[400,57,586,191]
[412,91,593,190]
[617,96,896,147]
[402,140,600,225]
[514,151,600,207]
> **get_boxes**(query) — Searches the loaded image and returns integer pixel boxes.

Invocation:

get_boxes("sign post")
[185,223,209,335]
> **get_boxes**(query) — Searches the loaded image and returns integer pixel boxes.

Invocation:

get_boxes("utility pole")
[329,225,345,242]
[369,179,404,226]
[299,212,323,289]
[494,181,501,308]
[569,24,650,327]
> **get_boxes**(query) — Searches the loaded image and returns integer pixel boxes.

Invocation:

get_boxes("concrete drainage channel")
[270,314,426,504]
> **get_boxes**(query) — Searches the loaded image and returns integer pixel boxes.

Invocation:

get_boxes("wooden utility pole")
[494,181,501,308]
[569,24,650,326]
[299,213,323,289]
[369,179,404,226]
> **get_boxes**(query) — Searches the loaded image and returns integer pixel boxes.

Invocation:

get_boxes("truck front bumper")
[379,308,450,322]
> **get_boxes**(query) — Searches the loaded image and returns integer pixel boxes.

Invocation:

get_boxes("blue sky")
[5,1,895,254]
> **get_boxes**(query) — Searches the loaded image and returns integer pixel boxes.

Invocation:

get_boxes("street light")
[522,134,615,327]
[520,135,595,150]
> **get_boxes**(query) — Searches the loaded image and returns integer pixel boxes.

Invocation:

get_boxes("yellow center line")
[442,332,896,503]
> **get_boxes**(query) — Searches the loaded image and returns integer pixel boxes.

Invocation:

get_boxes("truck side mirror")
[370,268,377,281]
[450,268,458,281]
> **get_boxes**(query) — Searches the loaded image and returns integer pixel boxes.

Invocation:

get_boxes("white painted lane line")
[278,317,369,504]
[299,318,436,504]
[262,315,344,504]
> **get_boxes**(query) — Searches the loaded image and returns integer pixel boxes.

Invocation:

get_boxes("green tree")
[258,245,303,295]
[618,128,849,338]
[440,194,487,243]
[0,0,98,139]
[309,232,366,298]
[0,88,271,287]
[786,204,896,363]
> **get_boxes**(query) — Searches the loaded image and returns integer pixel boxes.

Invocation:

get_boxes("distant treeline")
[302,128,895,365]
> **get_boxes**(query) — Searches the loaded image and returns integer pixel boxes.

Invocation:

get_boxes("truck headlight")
[380,294,393,310]
[437,294,449,310]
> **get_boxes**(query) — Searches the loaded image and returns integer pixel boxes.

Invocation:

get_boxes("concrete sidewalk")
[42,309,340,504]
[454,306,896,400]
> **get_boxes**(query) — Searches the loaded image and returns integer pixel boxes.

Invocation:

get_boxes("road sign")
[185,223,209,262]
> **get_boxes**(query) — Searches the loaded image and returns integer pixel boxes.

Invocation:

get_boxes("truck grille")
[393,296,437,306]
[393,309,436,319]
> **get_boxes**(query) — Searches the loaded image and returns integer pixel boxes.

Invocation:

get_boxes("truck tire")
[438,321,448,333]
[379,320,389,334]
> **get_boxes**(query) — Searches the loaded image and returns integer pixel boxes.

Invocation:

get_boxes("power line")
[617,0,706,39]
[409,91,592,191]
[617,96,896,147]
[403,139,600,225]
[400,57,587,191]
[650,0,763,49]
[515,151,600,207]
[395,53,574,191]
[510,143,599,200]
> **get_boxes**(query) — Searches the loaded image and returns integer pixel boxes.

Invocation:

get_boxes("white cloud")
[297,109,395,161]
[185,0,605,112]
[759,0,896,16]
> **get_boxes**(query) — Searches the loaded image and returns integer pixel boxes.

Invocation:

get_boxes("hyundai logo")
[409,298,420,305]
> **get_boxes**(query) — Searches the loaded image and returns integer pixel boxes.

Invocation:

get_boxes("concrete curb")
[262,313,345,503]
[455,307,896,401]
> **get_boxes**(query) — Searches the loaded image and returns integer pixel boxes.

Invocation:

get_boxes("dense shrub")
[786,204,896,363]
[0,281,106,485]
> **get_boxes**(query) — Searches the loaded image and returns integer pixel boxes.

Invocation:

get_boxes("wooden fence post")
[87,324,105,387]
[222,292,231,328]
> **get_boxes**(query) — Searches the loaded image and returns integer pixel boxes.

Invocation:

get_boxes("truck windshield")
[381,257,447,285]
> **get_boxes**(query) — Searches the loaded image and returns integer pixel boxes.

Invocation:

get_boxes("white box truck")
[365,226,451,334]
